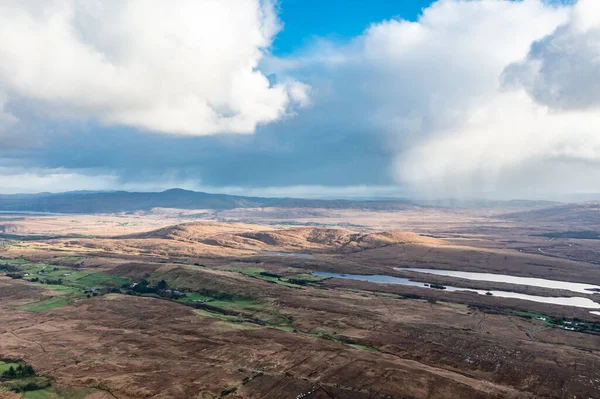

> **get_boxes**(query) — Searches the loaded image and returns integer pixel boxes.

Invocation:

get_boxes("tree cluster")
[0,264,19,272]
[2,364,35,379]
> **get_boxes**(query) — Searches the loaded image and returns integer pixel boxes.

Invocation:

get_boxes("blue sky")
[0,0,599,199]
[273,0,433,54]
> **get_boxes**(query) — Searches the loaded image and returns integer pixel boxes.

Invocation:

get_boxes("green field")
[192,295,291,326]
[7,262,130,289]
[1,260,133,313]
[222,267,326,288]
[0,361,19,373]
[0,376,51,394]
[178,293,213,303]
[208,298,266,311]
[19,298,71,312]
[73,272,129,288]
[285,273,328,282]
[514,310,600,335]
[23,389,56,399]
[3,262,94,312]
[1,258,30,266]
[23,387,99,399]
[28,283,80,294]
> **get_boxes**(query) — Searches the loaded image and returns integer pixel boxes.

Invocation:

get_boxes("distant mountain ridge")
[0,189,417,214]
[0,189,565,214]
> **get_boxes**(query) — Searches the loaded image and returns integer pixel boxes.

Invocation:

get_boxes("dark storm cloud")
[0,102,395,189]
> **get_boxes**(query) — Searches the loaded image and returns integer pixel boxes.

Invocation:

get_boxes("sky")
[272,0,434,54]
[0,0,599,199]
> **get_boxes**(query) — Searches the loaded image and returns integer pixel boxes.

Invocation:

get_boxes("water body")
[394,268,600,294]
[0,211,67,215]
[256,250,313,258]
[312,272,600,310]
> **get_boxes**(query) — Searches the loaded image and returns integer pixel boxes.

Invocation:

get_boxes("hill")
[0,189,415,214]
[131,222,442,253]
[0,189,564,215]
[499,202,600,227]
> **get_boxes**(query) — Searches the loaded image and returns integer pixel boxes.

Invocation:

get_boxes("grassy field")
[192,296,291,326]
[178,293,213,303]
[19,298,72,313]
[222,267,301,288]
[1,258,31,265]
[194,308,242,322]
[0,361,19,373]
[0,260,133,313]
[19,264,128,288]
[515,310,600,334]
[23,389,56,399]
[73,272,129,288]
[0,376,51,394]
[222,267,327,288]
[4,259,131,288]
[23,387,99,399]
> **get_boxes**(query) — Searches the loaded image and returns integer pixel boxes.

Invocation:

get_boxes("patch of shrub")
[4,377,51,393]
[220,386,237,396]
[287,278,309,286]
[259,271,281,278]
[42,278,63,285]
[429,284,446,290]
[0,264,19,272]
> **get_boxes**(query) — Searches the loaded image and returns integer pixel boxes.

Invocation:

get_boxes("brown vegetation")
[1,207,600,398]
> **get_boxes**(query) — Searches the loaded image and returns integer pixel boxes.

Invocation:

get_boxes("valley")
[1,201,600,398]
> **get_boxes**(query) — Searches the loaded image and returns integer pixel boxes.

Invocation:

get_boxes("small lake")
[312,272,600,310]
[394,268,600,294]
[255,250,314,258]
[0,211,67,216]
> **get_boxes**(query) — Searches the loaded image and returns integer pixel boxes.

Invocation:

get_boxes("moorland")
[1,191,600,398]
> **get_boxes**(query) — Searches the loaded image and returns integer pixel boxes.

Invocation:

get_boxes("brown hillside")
[136,222,443,253]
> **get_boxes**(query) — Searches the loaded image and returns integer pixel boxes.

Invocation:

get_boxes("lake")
[312,272,600,310]
[394,268,600,294]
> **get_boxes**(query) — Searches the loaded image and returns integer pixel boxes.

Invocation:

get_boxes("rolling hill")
[0,189,415,214]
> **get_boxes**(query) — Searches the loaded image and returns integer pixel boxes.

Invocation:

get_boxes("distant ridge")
[0,189,563,214]
[499,202,600,225]
[0,189,416,214]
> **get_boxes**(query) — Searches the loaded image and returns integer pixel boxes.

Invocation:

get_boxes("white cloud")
[0,92,18,130]
[1,0,599,199]
[0,0,307,135]
[503,0,600,110]
[272,0,600,198]
[0,168,118,194]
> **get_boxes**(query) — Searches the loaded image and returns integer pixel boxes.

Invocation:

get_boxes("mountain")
[0,189,416,214]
